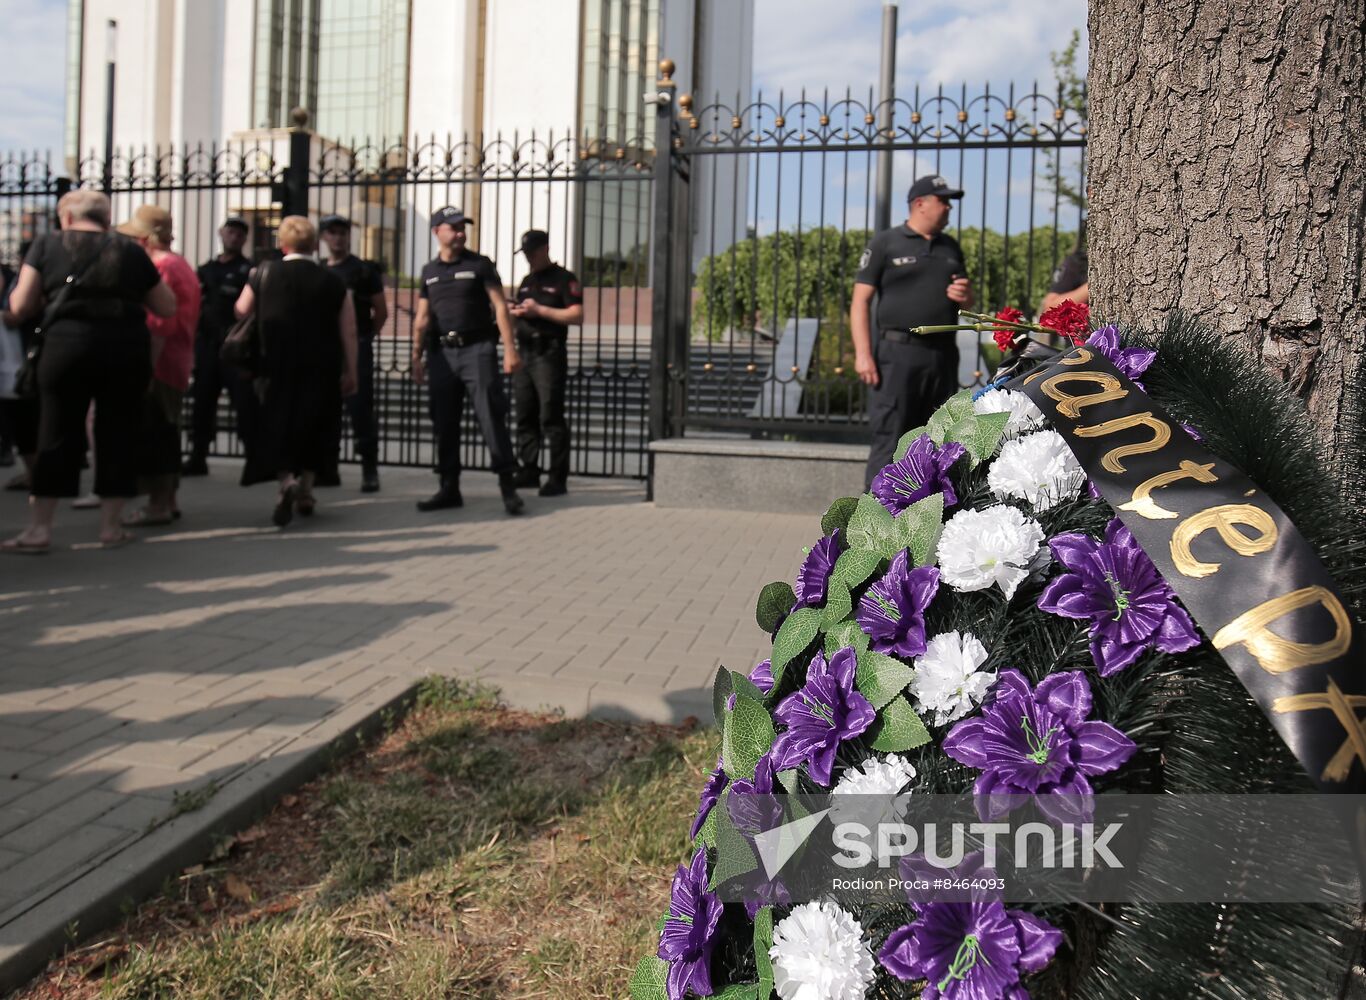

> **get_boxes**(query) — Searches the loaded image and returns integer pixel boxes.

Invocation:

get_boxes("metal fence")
[649,79,1088,441]
[0,79,1086,477]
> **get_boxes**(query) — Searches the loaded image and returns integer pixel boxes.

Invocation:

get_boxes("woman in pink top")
[117,205,201,525]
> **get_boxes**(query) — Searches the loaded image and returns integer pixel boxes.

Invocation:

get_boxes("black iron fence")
[649,79,1088,441]
[0,79,1086,478]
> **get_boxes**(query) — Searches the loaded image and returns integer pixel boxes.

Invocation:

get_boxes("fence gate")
[647,70,1088,443]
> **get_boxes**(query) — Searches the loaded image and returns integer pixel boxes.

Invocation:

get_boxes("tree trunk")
[1087,0,1366,466]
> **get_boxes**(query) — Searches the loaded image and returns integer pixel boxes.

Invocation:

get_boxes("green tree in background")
[1042,28,1088,214]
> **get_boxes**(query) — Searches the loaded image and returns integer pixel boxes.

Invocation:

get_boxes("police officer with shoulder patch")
[508,229,583,497]
[184,215,256,475]
[320,213,387,493]
[411,206,525,515]
[851,174,973,488]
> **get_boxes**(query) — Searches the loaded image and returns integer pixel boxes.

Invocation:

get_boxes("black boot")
[417,477,463,512]
[181,453,209,476]
[510,465,540,489]
[360,460,380,493]
[538,479,567,497]
[498,473,525,516]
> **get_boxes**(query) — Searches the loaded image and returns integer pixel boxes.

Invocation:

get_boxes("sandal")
[273,483,298,528]
[122,508,175,528]
[99,531,135,550]
[1,536,50,555]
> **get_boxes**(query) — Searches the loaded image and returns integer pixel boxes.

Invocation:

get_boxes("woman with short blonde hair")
[232,216,357,526]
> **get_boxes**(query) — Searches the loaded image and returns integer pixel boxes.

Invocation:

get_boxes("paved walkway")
[0,462,815,990]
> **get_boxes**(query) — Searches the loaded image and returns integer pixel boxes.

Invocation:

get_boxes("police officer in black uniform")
[184,216,256,475]
[321,214,388,493]
[852,174,974,488]
[1039,218,1088,314]
[411,206,525,515]
[508,229,583,496]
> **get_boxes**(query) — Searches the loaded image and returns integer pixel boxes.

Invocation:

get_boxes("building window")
[252,0,320,130]
[580,0,659,151]
[64,0,84,173]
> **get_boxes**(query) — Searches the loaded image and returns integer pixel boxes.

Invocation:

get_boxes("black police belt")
[881,328,954,346]
[434,327,498,349]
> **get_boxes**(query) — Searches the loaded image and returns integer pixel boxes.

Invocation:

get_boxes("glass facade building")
[64,0,84,173]
[253,0,409,144]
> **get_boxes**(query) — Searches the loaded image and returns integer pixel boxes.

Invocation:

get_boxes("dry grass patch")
[15,678,712,1000]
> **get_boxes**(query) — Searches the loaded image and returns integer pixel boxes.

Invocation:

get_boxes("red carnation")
[992,306,1026,352]
[1038,300,1091,345]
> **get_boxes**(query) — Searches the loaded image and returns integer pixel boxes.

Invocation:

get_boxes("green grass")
[19,678,713,1000]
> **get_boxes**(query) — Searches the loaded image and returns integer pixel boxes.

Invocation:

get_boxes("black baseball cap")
[517,229,549,254]
[221,215,249,232]
[430,206,474,229]
[319,213,351,231]
[907,174,965,201]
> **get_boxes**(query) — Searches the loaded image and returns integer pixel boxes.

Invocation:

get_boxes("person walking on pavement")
[411,206,525,515]
[508,229,582,497]
[851,174,974,488]
[321,214,387,493]
[184,216,255,476]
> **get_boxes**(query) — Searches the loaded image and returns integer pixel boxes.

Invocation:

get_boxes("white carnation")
[829,754,917,829]
[936,505,1046,600]
[771,901,877,1000]
[987,430,1085,511]
[972,387,1046,440]
[910,631,996,726]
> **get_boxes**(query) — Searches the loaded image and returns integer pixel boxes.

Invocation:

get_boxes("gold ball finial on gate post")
[659,58,676,84]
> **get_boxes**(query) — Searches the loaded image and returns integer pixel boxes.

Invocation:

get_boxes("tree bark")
[1088,0,1366,465]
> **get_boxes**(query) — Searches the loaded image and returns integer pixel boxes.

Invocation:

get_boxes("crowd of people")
[0,191,584,552]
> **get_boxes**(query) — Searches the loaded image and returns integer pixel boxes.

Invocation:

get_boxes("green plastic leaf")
[893,424,930,461]
[949,409,1010,466]
[777,767,801,793]
[710,794,760,889]
[712,667,734,730]
[695,801,719,848]
[714,985,760,1000]
[856,649,915,710]
[869,695,933,752]
[723,694,776,781]
[756,581,797,634]
[821,496,860,536]
[822,577,853,628]
[770,606,823,687]
[730,670,766,705]
[824,618,871,657]
[832,548,884,589]
[754,906,776,998]
[926,390,976,443]
[629,956,669,1000]
[845,493,899,557]
[892,491,945,567]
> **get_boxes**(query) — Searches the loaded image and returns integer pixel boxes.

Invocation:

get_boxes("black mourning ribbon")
[1008,347,1366,794]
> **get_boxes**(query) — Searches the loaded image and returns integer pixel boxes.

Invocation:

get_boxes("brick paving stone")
[0,462,810,981]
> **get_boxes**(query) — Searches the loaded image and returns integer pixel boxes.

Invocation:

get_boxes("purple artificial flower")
[727,752,792,918]
[1085,325,1155,390]
[879,898,1062,999]
[872,435,967,515]
[793,529,843,610]
[770,647,877,787]
[857,549,941,659]
[942,669,1136,822]
[1037,518,1201,676]
[749,658,774,696]
[658,847,723,1000]
[690,755,728,840]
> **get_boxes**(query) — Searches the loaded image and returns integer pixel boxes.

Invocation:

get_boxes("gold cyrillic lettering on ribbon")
[1214,585,1353,675]
[1273,679,1366,784]
[1041,371,1126,419]
[1170,503,1278,578]
[1118,460,1220,520]
[1072,413,1172,473]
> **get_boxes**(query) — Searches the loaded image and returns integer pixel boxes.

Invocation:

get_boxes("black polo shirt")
[419,250,501,335]
[197,253,253,338]
[855,226,966,348]
[1048,250,1087,294]
[514,263,582,339]
[327,254,385,338]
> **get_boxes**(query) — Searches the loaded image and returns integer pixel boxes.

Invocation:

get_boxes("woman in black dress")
[233,215,357,526]
[2,190,176,552]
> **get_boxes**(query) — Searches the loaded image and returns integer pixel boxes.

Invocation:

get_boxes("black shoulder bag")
[13,234,113,399]
[219,261,272,374]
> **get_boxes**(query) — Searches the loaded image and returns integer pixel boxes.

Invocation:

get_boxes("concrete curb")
[0,677,421,997]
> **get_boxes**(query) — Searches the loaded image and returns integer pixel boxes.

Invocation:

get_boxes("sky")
[0,0,1087,159]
